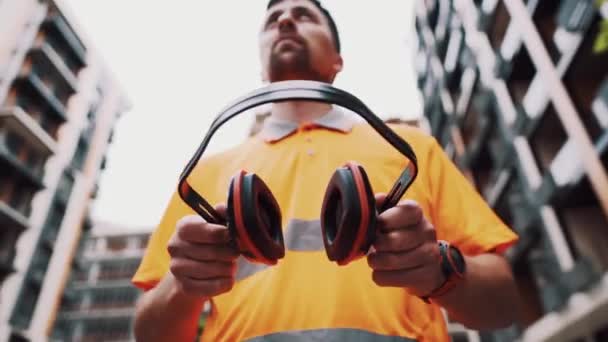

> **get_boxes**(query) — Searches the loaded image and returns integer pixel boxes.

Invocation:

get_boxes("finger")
[168,240,239,262]
[373,230,424,253]
[176,276,234,297]
[368,242,440,271]
[372,264,433,288]
[374,219,436,252]
[214,203,228,220]
[377,200,423,232]
[177,215,231,244]
[170,258,236,280]
[367,250,421,271]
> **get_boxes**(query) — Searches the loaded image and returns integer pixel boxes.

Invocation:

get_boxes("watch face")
[448,245,466,275]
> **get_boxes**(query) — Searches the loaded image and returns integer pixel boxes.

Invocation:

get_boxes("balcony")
[72,279,133,291]
[14,73,67,123]
[0,201,29,231]
[0,238,17,283]
[521,272,608,342]
[29,41,79,98]
[0,107,56,156]
[0,144,45,191]
[443,25,465,94]
[55,169,75,205]
[0,258,15,283]
[527,103,568,175]
[59,306,135,321]
[39,12,86,75]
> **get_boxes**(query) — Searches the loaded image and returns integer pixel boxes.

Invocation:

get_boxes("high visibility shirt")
[132,107,518,341]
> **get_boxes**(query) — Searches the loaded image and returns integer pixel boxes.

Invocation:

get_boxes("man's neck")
[270,101,333,124]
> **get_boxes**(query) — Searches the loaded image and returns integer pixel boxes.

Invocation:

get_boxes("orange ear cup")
[320,162,377,265]
[226,170,285,265]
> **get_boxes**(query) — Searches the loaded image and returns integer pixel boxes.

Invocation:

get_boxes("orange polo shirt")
[132,108,518,341]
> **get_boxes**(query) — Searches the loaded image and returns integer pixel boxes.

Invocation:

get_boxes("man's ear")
[260,68,269,83]
[332,54,343,75]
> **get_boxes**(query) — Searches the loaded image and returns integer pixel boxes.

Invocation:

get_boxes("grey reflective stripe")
[284,219,325,251]
[245,328,417,342]
[235,256,268,281]
[235,219,326,281]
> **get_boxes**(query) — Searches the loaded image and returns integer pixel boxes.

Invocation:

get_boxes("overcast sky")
[62,0,423,229]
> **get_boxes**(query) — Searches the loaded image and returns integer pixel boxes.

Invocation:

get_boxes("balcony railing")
[14,73,67,123]
[0,144,45,190]
[59,306,136,321]
[415,0,608,340]
[72,279,133,290]
[0,259,15,283]
[0,201,29,232]
[40,13,86,75]
[0,107,56,155]
[29,41,79,95]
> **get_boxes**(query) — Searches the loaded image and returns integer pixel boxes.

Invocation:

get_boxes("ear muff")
[227,170,285,265]
[320,162,377,265]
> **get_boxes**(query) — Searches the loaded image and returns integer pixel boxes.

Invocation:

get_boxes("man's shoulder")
[191,136,260,172]
[353,120,438,151]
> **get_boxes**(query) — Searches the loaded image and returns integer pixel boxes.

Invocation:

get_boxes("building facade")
[51,223,149,341]
[0,0,129,340]
[414,0,608,341]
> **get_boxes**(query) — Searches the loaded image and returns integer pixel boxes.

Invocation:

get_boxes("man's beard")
[267,45,326,82]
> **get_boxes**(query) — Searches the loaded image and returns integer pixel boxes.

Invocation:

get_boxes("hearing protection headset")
[178,80,418,266]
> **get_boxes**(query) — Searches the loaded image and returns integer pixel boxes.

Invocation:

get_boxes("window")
[10,280,41,329]
[138,235,150,249]
[44,200,66,236]
[26,150,45,177]
[56,170,74,202]
[40,114,59,138]
[90,287,138,309]
[5,131,24,158]
[16,93,37,116]
[98,260,140,281]
[8,184,33,216]
[71,135,89,171]
[0,230,17,266]
[83,319,131,341]
[106,236,127,252]
[0,168,13,202]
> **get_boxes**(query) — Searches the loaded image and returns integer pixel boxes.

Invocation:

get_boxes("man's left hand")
[367,194,445,297]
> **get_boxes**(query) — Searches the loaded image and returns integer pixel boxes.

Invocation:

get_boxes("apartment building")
[51,222,149,341]
[0,0,129,340]
[414,0,608,341]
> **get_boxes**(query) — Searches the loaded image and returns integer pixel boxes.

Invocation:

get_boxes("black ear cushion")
[321,162,376,265]
[227,170,284,264]
[241,173,285,261]
[227,174,251,258]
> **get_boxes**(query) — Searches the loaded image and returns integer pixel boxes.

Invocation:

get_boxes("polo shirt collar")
[260,107,357,143]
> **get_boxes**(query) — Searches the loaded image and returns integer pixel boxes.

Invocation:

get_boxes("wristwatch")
[420,240,466,303]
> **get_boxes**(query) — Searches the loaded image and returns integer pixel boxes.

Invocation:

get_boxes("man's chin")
[273,51,304,64]
[268,72,327,83]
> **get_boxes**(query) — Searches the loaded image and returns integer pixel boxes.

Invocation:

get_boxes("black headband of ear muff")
[178,80,419,223]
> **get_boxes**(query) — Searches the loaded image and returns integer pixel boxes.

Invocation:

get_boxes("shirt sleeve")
[425,137,518,255]
[131,188,196,291]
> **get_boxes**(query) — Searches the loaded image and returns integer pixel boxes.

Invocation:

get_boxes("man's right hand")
[166,204,239,299]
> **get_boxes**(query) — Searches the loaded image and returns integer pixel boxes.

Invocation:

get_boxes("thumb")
[214,203,228,220]
[374,193,387,211]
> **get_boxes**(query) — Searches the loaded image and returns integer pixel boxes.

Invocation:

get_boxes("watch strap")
[420,240,464,303]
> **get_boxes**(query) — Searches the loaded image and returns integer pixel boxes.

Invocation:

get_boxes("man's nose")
[277,12,296,31]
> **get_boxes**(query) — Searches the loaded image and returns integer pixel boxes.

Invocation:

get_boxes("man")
[132,0,522,341]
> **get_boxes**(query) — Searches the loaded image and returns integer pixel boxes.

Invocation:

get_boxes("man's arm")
[133,211,239,341]
[368,195,522,330]
[134,273,207,341]
[432,253,522,330]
